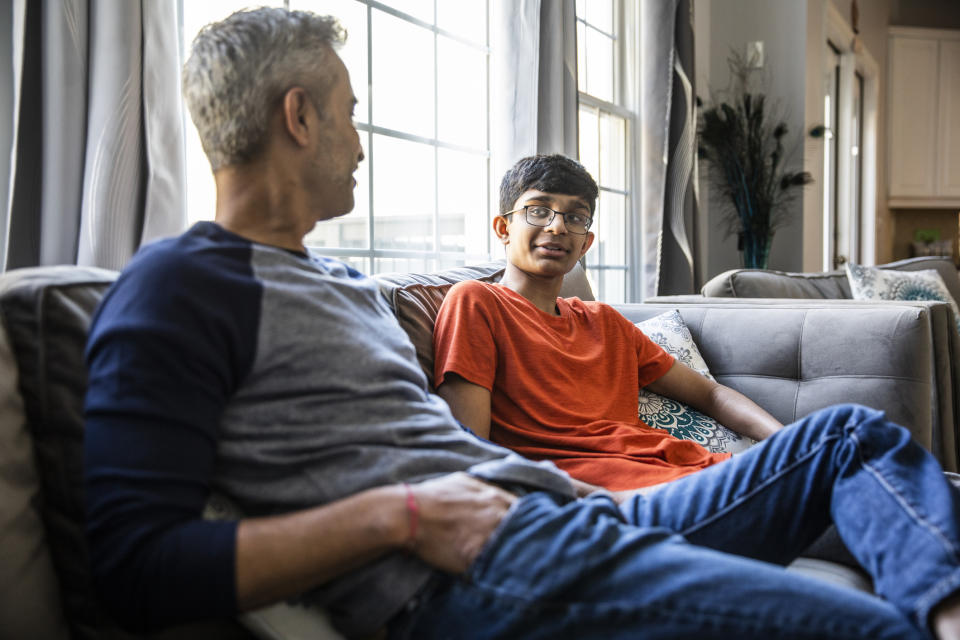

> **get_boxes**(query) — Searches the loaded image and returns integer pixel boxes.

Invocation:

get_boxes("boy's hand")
[409,473,517,574]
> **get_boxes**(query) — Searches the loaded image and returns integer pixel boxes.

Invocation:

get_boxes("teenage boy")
[433,154,783,491]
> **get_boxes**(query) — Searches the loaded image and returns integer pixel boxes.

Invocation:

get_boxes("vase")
[739,231,773,270]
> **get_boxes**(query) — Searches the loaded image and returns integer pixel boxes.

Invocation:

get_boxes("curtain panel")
[630,0,699,298]
[491,0,579,194]
[4,0,185,272]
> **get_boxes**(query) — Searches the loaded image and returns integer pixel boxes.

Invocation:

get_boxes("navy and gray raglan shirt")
[84,222,575,637]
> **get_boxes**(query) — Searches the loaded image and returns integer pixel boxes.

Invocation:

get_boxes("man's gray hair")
[182,7,346,171]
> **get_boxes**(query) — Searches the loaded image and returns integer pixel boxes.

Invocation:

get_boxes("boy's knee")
[799,403,899,442]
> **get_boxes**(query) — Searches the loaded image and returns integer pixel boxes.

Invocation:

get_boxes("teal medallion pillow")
[846,263,960,333]
[635,310,754,454]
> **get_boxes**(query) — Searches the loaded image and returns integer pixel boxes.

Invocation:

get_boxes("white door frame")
[824,2,878,270]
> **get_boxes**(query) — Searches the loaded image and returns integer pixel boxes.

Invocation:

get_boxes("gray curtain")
[4,0,185,272]
[631,0,699,298]
[492,0,579,186]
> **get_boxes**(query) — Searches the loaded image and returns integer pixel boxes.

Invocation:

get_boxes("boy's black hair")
[499,154,599,216]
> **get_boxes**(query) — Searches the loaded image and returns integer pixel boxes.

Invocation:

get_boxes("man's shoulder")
[101,223,259,324]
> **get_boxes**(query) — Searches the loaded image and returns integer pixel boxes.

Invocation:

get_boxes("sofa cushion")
[700,256,960,302]
[846,263,960,333]
[701,268,849,298]
[0,266,120,639]
[635,311,753,454]
[0,266,255,640]
[0,311,70,639]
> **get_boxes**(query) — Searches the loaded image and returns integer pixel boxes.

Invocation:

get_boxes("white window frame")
[180,0,494,275]
[311,0,493,274]
[577,0,636,302]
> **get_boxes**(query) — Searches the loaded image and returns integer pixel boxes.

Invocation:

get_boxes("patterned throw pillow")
[845,263,960,334]
[635,310,754,454]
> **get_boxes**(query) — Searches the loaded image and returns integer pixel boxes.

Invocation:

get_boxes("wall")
[696,0,960,277]
[890,0,960,28]
[696,0,809,278]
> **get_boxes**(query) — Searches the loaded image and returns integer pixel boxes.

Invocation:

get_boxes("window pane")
[184,132,215,224]
[372,11,434,137]
[292,0,369,124]
[437,0,485,43]
[597,191,626,266]
[597,269,626,303]
[576,21,587,92]
[585,0,614,34]
[585,28,614,102]
[578,107,599,182]
[437,36,486,148]
[438,255,468,270]
[575,0,586,19]
[375,256,436,274]
[385,0,434,25]
[599,112,626,190]
[437,149,487,254]
[372,134,435,250]
[304,142,370,249]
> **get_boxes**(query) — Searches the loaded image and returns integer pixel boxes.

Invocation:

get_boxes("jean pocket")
[464,492,541,583]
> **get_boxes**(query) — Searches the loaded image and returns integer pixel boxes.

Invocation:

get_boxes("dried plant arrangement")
[697,52,812,269]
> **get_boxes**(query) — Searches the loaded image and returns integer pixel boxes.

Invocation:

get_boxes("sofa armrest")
[614,300,956,471]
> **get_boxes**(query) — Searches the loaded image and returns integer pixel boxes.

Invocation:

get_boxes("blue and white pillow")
[846,263,960,334]
[635,310,754,454]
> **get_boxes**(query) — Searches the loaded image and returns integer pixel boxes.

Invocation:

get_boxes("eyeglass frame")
[502,205,594,235]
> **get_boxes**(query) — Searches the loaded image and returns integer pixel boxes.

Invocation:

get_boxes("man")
[84,8,960,639]
[433,154,782,492]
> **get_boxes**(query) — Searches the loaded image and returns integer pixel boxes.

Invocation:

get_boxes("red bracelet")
[403,483,419,551]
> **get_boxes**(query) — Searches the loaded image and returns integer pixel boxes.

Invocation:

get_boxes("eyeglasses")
[503,205,593,235]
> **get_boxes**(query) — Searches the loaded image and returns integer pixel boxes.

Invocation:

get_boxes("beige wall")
[699,0,960,273]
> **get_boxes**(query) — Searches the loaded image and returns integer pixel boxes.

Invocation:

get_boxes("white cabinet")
[888,28,960,207]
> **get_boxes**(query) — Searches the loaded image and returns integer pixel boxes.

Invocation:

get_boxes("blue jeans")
[388,405,960,639]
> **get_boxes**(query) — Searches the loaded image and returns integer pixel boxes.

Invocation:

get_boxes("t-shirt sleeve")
[433,281,499,391]
[84,245,259,630]
[633,324,675,387]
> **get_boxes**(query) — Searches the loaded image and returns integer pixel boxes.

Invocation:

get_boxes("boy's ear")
[493,215,510,244]
[578,231,595,257]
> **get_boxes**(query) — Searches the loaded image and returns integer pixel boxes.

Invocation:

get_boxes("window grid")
[181,0,493,276]
[576,0,631,303]
[323,0,493,275]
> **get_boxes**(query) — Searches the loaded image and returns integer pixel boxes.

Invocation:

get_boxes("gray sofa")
[694,255,960,472]
[701,256,960,302]
[1,262,951,639]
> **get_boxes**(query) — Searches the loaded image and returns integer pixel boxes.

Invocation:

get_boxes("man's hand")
[409,472,517,574]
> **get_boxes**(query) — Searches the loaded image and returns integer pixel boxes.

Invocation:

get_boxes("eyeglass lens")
[525,206,591,234]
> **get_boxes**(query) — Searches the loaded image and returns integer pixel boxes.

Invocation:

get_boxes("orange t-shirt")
[433,280,730,491]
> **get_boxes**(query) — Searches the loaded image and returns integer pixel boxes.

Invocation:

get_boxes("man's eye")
[569,214,588,226]
[528,207,552,218]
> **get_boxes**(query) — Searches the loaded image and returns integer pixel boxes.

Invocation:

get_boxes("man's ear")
[578,231,595,257]
[493,215,510,244]
[281,86,313,147]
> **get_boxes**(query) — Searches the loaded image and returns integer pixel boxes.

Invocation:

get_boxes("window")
[181,0,492,274]
[575,0,631,303]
